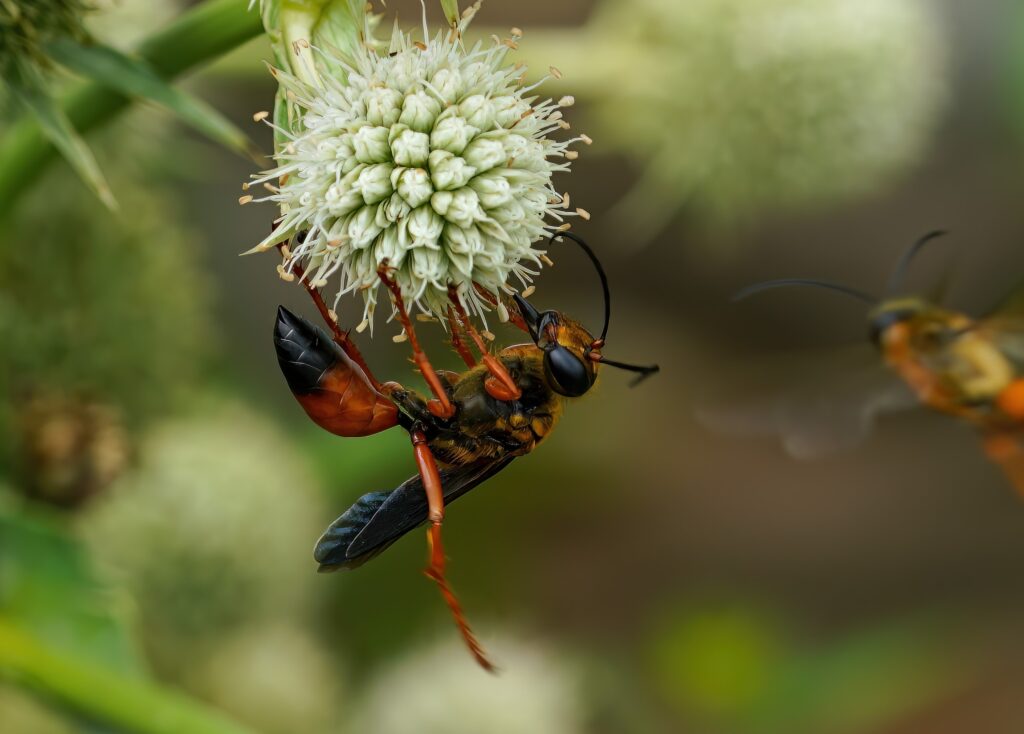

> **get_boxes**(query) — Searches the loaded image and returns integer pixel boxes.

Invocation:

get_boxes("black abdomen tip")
[274,306,343,394]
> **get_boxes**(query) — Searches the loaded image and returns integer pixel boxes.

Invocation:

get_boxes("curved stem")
[0,618,255,734]
[0,0,264,219]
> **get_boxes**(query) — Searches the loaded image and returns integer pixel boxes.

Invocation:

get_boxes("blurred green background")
[4,0,1024,732]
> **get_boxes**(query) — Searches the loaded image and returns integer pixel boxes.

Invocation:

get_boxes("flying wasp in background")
[271,232,658,670]
[724,231,1024,496]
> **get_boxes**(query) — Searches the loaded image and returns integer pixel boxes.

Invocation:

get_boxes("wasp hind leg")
[982,432,1024,499]
[410,428,495,672]
[378,265,458,419]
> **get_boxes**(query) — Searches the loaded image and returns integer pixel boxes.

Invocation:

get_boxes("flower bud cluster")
[249,11,582,328]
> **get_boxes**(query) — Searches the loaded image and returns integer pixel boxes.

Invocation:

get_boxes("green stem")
[0,0,264,217]
[0,618,255,734]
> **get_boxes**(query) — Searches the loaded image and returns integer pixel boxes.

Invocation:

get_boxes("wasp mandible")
[272,231,658,670]
[733,231,1024,495]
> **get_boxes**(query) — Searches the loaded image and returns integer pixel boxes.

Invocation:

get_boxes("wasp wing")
[697,345,918,460]
[983,276,1024,318]
[978,280,1024,364]
[314,456,515,571]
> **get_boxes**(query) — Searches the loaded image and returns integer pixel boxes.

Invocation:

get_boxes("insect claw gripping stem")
[275,242,382,391]
[377,264,456,419]
[448,286,522,402]
[411,429,496,672]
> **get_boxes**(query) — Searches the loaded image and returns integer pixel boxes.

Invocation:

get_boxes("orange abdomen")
[275,306,397,437]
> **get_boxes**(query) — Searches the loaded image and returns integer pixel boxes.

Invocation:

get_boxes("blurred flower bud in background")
[349,632,587,734]
[643,601,968,733]
[190,622,345,734]
[79,403,326,678]
[0,118,209,507]
[521,0,947,243]
[15,395,129,509]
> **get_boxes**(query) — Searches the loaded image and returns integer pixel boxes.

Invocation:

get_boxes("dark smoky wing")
[696,345,918,460]
[342,456,516,561]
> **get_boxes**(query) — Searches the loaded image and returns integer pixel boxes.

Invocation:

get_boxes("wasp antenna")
[887,230,949,296]
[733,278,877,305]
[548,231,611,343]
[599,357,660,387]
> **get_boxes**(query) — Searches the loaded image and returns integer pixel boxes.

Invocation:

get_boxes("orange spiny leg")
[411,430,495,672]
[275,242,382,391]
[448,287,522,402]
[447,307,477,368]
[378,265,455,419]
[983,432,1024,499]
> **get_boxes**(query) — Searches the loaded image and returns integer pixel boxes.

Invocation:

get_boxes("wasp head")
[513,294,601,397]
[869,297,974,354]
[512,233,659,397]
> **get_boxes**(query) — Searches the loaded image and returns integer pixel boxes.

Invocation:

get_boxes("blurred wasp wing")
[696,345,918,460]
[980,280,1024,362]
[314,456,515,571]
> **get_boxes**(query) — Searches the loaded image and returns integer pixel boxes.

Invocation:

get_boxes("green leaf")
[0,507,256,732]
[0,509,142,675]
[47,39,260,161]
[8,76,118,211]
[0,0,265,218]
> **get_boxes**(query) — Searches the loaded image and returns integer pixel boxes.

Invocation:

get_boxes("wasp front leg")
[410,428,495,672]
[448,286,522,402]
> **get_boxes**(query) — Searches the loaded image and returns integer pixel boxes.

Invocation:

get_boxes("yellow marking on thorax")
[948,333,1014,401]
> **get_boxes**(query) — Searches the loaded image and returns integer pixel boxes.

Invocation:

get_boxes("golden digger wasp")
[723,231,1024,495]
[272,231,658,670]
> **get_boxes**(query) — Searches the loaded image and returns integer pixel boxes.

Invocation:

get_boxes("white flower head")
[572,0,946,238]
[248,5,581,330]
[349,633,587,734]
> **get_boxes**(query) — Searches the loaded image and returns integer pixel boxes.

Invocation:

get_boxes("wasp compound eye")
[544,345,592,397]
[869,308,917,347]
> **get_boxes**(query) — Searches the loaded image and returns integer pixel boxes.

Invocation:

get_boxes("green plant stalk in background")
[0,0,263,218]
[0,619,255,734]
